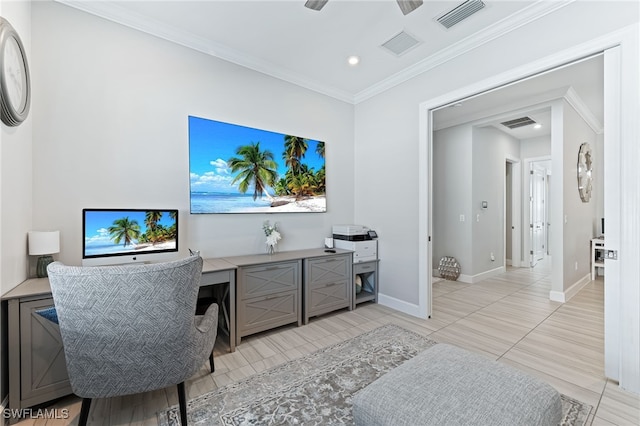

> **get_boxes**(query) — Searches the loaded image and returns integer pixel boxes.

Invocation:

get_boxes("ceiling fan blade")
[305,0,329,11]
[396,0,423,15]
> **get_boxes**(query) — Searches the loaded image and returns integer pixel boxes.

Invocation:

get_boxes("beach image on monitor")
[83,209,178,258]
[189,116,326,213]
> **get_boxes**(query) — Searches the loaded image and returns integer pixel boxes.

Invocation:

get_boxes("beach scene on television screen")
[84,210,177,257]
[189,116,326,213]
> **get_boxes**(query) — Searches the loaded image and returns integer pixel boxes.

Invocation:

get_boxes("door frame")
[505,156,521,268]
[418,30,624,316]
[418,25,638,393]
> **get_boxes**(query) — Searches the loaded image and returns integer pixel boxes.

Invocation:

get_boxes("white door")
[530,163,546,266]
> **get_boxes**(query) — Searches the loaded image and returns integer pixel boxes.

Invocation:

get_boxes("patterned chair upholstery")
[47,256,218,426]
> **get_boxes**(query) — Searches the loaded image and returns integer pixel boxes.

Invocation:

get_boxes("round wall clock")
[0,17,30,127]
[577,142,593,202]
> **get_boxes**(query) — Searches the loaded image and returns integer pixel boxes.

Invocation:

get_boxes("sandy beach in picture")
[133,240,177,251]
[238,195,326,213]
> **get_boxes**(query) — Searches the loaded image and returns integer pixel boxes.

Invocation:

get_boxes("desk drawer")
[306,254,350,285]
[239,261,299,299]
[307,280,350,314]
[201,270,232,286]
[238,290,298,334]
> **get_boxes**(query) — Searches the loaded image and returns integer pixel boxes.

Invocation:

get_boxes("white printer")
[332,224,378,263]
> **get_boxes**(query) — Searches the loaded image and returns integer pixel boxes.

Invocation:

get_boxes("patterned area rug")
[158,324,592,426]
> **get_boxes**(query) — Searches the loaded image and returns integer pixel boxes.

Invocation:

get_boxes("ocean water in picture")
[191,192,271,213]
[84,242,138,256]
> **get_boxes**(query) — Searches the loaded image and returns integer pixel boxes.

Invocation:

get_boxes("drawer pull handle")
[265,266,284,271]
[359,266,372,271]
[265,295,279,300]
[326,282,336,287]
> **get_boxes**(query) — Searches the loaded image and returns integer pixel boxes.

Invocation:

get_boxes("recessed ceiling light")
[347,55,360,66]
[534,123,542,129]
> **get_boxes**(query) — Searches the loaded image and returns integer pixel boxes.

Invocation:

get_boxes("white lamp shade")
[28,231,60,255]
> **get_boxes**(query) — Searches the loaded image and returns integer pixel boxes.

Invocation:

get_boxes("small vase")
[266,244,276,255]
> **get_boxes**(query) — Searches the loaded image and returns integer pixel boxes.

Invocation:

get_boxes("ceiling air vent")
[381,30,421,56]
[501,117,537,129]
[436,0,486,29]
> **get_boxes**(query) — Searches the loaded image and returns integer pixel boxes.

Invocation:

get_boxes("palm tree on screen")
[228,142,278,200]
[108,217,141,247]
[283,135,308,175]
[144,211,163,244]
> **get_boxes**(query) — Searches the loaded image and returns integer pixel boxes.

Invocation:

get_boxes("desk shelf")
[353,260,379,308]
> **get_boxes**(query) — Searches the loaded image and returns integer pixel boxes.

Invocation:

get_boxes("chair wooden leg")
[177,382,188,426]
[78,398,91,426]
[209,352,215,373]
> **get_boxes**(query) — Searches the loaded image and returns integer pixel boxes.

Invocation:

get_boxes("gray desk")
[201,257,237,352]
[222,248,353,346]
[1,262,238,420]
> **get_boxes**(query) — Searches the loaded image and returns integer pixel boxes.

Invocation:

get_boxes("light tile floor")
[14,258,640,425]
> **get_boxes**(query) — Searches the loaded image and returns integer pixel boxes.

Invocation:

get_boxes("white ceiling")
[56,0,603,138]
[57,0,575,103]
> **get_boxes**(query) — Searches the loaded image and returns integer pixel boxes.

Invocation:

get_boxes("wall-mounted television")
[82,209,178,266]
[189,115,326,213]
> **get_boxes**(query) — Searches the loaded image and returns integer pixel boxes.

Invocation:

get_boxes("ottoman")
[352,343,562,426]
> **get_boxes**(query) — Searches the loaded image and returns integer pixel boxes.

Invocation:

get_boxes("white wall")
[471,127,520,276]
[0,0,32,402]
[521,135,551,159]
[30,2,355,265]
[0,1,32,293]
[432,125,519,281]
[432,125,472,279]
[560,99,598,290]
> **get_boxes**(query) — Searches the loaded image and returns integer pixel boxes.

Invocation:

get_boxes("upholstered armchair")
[47,256,218,426]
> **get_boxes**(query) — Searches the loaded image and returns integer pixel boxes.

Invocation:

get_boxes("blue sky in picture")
[189,116,325,195]
[84,210,176,247]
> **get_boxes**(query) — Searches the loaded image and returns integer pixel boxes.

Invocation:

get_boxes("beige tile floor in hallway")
[15,258,640,425]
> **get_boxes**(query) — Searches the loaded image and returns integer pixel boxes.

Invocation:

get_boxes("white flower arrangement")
[263,220,281,253]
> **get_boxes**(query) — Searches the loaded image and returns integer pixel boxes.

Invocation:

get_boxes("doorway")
[530,161,548,267]
[419,53,605,319]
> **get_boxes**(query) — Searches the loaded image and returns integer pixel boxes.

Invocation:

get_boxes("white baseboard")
[432,266,505,284]
[549,273,591,303]
[460,266,506,284]
[377,293,423,318]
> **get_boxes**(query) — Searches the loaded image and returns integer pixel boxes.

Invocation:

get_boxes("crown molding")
[56,0,574,105]
[353,0,575,103]
[564,86,603,134]
[54,0,355,103]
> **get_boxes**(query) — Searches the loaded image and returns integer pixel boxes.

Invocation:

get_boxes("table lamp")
[28,231,60,278]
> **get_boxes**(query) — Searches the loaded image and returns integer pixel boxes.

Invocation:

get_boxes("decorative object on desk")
[262,220,281,255]
[438,255,460,281]
[577,142,593,202]
[28,230,60,278]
